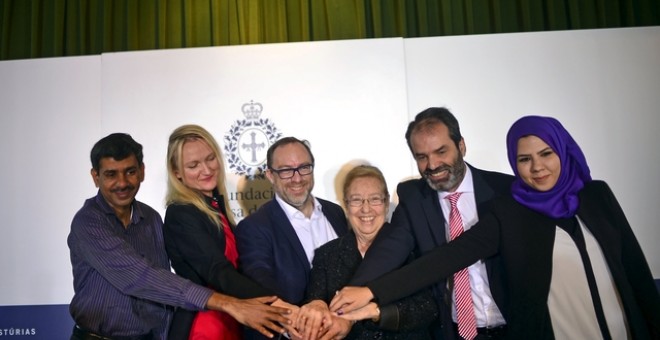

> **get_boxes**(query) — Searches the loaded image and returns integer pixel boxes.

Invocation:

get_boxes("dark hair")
[266,136,315,168]
[405,107,463,151]
[90,133,144,171]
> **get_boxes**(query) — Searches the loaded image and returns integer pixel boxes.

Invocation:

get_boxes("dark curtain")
[1,0,658,61]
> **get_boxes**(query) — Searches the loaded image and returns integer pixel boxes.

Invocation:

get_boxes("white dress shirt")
[275,194,338,265]
[438,166,506,328]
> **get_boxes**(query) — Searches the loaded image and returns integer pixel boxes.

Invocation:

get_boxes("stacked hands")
[251,287,375,340]
[219,296,294,339]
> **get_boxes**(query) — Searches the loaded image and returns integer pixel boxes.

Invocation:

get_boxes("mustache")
[423,165,452,176]
[111,185,135,193]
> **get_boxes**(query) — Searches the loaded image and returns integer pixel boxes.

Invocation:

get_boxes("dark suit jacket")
[235,197,348,305]
[307,226,438,339]
[351,164,514,340]
[366,181,660,339]
[163,196,272,340]
[235,197,348,339]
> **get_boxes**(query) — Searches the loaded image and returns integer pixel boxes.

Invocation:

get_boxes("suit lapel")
[421,165,497,248]
[420,182,448,246]
[575,187,620,267]
[470,164,497,219]
[318,199,348,237]
[269,200,311,272]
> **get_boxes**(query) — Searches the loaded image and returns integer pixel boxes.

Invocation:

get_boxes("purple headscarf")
[506,116,592,218]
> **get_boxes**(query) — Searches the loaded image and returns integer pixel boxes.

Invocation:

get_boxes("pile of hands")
[283,287,376,340]
[229,286,374,339]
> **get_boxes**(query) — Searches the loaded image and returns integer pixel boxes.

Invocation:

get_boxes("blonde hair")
[166,124,235,227]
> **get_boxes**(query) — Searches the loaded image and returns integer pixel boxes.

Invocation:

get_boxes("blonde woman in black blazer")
[163,125,295,340]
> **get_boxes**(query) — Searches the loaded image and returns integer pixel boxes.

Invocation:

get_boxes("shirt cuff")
[184,283,214,310]
[377,304,400,331]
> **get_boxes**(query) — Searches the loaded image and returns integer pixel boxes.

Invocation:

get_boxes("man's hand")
[207,293,290,338]
[296,299,333,340]
[318,315,352,340]
[271,298,302,339]
[328,287,374,315]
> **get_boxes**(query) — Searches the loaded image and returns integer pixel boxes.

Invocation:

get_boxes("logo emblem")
[224,100,282,179]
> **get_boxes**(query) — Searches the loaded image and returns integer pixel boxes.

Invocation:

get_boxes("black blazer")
[367,181,660,339]
[163,196,272,340]
[306,226,438,339]
[351,164,514,340]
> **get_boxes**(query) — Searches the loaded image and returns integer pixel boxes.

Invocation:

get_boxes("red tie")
[447,192,478,340]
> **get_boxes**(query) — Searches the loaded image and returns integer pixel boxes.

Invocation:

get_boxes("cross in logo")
[241,131,265,163]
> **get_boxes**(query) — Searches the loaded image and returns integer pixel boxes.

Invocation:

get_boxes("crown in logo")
[242,100,263,120]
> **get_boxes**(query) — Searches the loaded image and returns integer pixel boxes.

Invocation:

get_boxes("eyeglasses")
[269,164,314,179]
[345,195,387,207]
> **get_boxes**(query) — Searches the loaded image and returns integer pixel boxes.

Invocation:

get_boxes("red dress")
[188,207,243,340]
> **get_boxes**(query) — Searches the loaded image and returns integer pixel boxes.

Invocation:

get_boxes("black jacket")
[368,181,660,339]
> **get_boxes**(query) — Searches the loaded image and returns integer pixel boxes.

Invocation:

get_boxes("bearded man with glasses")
[235,136,348,340]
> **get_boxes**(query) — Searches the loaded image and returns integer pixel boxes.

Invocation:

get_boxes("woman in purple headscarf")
[331,116,660,339]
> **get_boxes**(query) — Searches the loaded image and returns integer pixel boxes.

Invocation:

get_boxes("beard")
[275,177,314,209]
[422,154,466,192]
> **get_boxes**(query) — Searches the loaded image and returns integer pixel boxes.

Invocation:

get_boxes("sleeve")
[376,287,439,332]
[348,186,417,285]
[234,214,282,297]
[164,204,271,299]
[367,211,501,305]
[304,242,333,303]
[599,182,660,336]
[70,208,211,310]
[364,239,439,332]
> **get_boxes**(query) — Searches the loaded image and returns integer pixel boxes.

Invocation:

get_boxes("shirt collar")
[94,190,142,225]
[275,193,322,220]
[440,164,475,200]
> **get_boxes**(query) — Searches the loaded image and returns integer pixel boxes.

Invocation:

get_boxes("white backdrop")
[1,27,658,314]
[0,56,102,305]
[404,27,660,279]
[101,38,410,222]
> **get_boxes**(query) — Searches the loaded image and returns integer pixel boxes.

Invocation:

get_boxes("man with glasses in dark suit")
[236,137,348,340]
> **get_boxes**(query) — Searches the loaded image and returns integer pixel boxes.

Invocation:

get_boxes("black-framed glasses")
[345,195,387,207]
[269,164,314,179]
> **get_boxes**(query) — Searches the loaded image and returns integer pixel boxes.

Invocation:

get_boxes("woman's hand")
[337,302,379,322]
[296,299,334,340]
[328,287,374,315]
[207,293,290,338]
